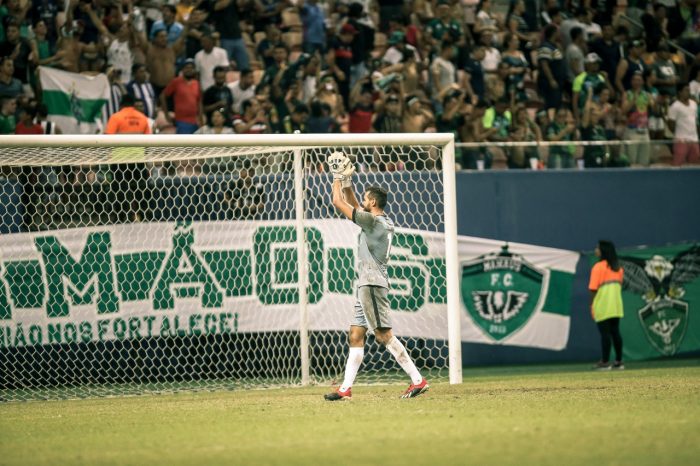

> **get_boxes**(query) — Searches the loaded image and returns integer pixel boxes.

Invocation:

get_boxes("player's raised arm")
[328,152,357,220]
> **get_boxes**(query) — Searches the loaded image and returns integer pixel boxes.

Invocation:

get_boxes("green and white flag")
[38,66,109,134]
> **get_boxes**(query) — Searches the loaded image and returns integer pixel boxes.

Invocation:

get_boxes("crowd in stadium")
[1,0,699,168]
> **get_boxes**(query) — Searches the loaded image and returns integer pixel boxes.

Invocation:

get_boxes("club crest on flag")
[461,245,548,341]
[621,245,700,356]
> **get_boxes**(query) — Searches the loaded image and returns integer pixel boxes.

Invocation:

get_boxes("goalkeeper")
[324,152,429,400]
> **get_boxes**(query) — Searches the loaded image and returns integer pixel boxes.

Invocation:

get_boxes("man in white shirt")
[228,69,256,114]
[382,31,420,66]
[667,84,700,166]
[195,33,230,91]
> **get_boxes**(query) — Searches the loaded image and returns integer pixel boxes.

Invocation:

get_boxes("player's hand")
[328,151,349,175]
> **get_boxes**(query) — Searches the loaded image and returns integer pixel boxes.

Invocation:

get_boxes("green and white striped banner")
[0,221,579,350]
[38,66,109,134]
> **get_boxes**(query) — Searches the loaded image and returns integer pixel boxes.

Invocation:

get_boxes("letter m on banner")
[35,232,119,317]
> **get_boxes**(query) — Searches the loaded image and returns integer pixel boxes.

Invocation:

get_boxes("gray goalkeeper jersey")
[353,208,394,289]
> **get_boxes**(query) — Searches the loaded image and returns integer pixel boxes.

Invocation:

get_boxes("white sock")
[386,336,423,385]
[339,347,364,392]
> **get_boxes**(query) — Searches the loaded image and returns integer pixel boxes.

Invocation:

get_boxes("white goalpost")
[0,133,462,400]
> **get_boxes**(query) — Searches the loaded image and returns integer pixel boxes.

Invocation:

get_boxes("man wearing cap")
[161,58,204,134]
[572,52,609,122]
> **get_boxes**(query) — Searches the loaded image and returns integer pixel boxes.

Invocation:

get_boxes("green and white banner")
[613,244,700,360]
[0,221,578,350]
[39,66,109,134]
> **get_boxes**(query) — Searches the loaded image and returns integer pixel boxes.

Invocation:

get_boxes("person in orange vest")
[589,240,625,371]
[105,94,152,134]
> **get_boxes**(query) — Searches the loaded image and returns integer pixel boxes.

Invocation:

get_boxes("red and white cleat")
[401,378,429,399]
[324,387,352,401]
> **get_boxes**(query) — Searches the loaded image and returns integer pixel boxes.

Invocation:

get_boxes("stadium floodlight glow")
[0,133,462,400]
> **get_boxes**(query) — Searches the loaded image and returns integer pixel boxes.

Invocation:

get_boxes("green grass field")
[1,360,699,466]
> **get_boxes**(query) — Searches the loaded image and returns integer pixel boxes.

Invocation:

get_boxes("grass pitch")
[1,360,699,466]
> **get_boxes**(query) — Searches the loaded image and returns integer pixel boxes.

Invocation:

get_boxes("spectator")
[161,58,203,134]
[373,93,403,133]
[426,0,464,51]
[300,0,326,55]
[207,0,249,71]
[537,24,564,116]
[0,19,33,85]
[348,77,374,133]
[509,105,541,169]
[346,2,373,88]
[228,164,265,220]
[581,90,609,168]
[479,29,501,87]
[565,27,585,90]
[195,33,229,91]
[327,23,357,107]
[505,0,536,49]
[150,4,184,45]
[383,31,419,66]
[140,27,186,97]
[307,100,339,134]
[461,99,491,169]
[546,107,576,169]
[667,84,699,167]
[650,43,679,99]
[485,61,509,104]
[53,6,82,73]
[502,33,529,103]
[203,66,234,123]
[184,7,214,60]
[0,97,17,134]
[15,103,43,134]
[104,67,126,123]
[233,98,269,134]
[403,95,434,132]
[229,69,256,114]
[430,40,458,106]
[572,53,608,123]
[257,24,282,69]
[87,5,135,84]
[0,57,23,98]
[462,45,485,104]
[260,43,289,90]
[252,0,284,31]
[474,0,500,36]
[641,3,669,53]
[281,103,310,134]
[589,23,622,83]
[436,89,469,138]
[30,19,60,69]
[195,107,234,134]
[620,71,654,167]
[105,94,152,134]
[482,97,512,162]
[127,64,157,120]
[615,39,646,96]
[560,7,587,50]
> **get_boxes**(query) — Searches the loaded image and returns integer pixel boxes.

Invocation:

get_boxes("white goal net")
[0,134,460,401]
